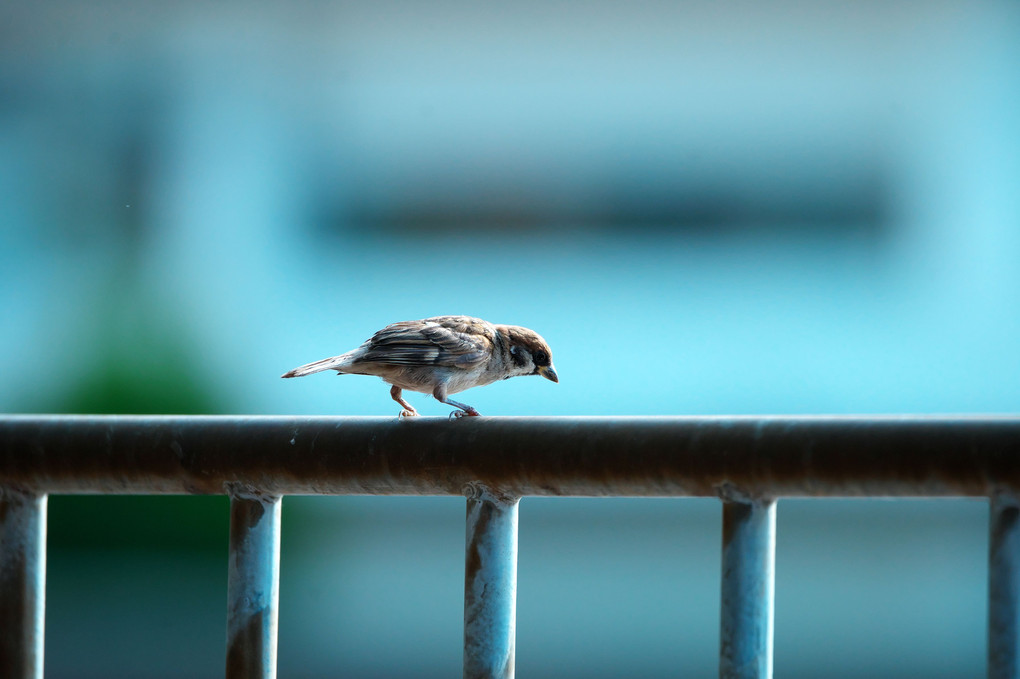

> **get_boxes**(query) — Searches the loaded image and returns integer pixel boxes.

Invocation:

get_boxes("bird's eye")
[534,350,548,365]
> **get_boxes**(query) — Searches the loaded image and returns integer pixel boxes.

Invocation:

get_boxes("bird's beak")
[538,365,559,383]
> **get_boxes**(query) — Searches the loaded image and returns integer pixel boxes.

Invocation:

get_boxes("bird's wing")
[357,316,493,368]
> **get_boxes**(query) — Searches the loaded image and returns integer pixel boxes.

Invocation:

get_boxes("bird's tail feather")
[281,354,350,378]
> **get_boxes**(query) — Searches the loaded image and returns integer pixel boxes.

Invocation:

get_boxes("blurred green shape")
[48,495,229,555]
[48,266,231,553]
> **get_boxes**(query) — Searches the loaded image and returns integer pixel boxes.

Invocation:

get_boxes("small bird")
[281,315,558,417]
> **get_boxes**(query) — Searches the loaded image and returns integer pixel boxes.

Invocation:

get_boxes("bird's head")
[500,326,559,383]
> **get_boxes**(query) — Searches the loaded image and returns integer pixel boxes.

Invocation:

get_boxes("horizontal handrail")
[1,414,1019,497]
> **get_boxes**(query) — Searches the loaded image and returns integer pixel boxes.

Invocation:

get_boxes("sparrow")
[281,315,558,417]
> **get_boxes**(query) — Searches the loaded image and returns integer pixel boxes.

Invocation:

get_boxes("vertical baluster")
[226,489,282,679]
[0,489,47,679]
[463,485,519,679]
[990,494,1020,679]
[720,498,776,679]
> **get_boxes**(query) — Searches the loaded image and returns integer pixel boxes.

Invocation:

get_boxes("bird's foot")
[398,408,418,419]
[449,408,480,419]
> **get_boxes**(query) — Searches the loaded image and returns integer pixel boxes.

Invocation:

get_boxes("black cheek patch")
[510,346,527,368]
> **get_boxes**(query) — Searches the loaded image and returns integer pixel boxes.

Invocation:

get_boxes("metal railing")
[2,414,1020,679]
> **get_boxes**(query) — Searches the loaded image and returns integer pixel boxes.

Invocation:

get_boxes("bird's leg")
[432,384,480,418]
[445,399,481,418]
[390,385,418,418]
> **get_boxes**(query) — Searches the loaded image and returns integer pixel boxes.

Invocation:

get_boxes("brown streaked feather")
[356,316,495,369]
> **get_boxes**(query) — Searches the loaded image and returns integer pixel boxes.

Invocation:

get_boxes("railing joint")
[716,482,774,506]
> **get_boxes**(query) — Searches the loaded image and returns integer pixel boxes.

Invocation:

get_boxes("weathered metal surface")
[720,498,776,679]
[463,485,519,679]
[0,488,46,679]
[226,489,281,679]
[1,415,1020,497]
[989,494,1020,679]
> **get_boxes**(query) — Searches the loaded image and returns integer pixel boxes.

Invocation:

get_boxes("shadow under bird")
[282,315,558,417]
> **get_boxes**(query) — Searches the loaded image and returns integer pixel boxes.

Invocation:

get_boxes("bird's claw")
[449,408,480,419]
[398,409,418,419]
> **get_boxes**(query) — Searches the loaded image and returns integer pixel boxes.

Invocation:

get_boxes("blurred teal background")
[2,0,1019,676]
